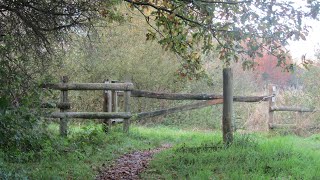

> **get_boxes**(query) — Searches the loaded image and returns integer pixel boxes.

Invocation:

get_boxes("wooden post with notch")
[123,89,131,133]
[268,84,276,130]
[60,76,69,136]
[103,80,112,133]
[222,68,233,144]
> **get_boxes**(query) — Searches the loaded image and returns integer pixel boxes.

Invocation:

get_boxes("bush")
[0,96,49,162]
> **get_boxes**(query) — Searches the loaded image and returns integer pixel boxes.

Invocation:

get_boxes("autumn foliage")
[254,52,293,86]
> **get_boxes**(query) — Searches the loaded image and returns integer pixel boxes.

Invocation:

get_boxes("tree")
[0,0,123,105]
[124,0,320,76]
[254,52,292,86]
[1,0,320,104]
[0,0,126,156]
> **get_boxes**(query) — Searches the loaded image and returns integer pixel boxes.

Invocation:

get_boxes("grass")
[142,133,320,179]
[0,123,153,179]
[0,123,218,179]
[1,123,320,179]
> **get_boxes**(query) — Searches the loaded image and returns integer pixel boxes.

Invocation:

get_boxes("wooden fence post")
[103,80,112,133]
[60,76,69,136]
[268,84,276,130]
[123,90,131,133]
[222,68,233,144]
[111,80,118,113]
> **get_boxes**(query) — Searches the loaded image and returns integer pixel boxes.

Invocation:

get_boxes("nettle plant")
[122,0,319,77]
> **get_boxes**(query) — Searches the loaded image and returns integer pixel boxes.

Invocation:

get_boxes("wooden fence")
[43,70,316,143]
[42,76,133,136]
[268,85,315,130]
[42,70,273,145]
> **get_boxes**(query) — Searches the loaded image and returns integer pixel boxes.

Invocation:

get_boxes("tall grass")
[0,124,217,179]
[1,124,319,179]
[142,133,320,179]
[0,123,166,179]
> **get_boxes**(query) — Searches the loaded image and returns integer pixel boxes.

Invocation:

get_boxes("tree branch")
[194,0,252,4]
[124,0,205,27]
[132,4,164,37]
[123,0,236,34]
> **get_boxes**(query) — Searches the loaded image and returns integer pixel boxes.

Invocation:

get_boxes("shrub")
[0,96,49,162]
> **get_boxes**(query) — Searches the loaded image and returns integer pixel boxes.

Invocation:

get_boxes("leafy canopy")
[0,0,124,104]
[1,0,320,96]
[123,0,320,76]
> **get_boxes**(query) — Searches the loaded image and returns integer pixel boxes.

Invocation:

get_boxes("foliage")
[254,52,293,86]
[0,0,114,104]
[51,11,190,120]
[158,60,265,130]
[0,0,126,159]
[0,124,216,179]
[2,124,320,179]
[0,93,52,163]
[125,0,320,77]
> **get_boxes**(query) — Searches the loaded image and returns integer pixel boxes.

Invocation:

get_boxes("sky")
[287,19,320,62]
[286,1,320,62]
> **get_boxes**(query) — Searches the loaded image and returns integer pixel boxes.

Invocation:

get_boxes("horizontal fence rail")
[268,84,315,130]
[41,83,134,91]
[49,112,132,119]
[123,90,271,102]
[271,106,314,112]
[136,99,224,119]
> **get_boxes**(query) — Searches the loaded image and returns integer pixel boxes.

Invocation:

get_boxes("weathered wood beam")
[49,112,132,119]
[129,90,269,102]
[131,90,222,100]
[123,91,131,133]
[102,80,112,133]
[41,83,134,91]
[136,99,223,119]
[271,106,314,112]
[233,96,269,102]
[60,76,69,137]
[111,119,124,123]
[222,68,233,144]
[49,100,222,120]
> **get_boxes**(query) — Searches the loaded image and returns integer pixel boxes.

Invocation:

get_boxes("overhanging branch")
[124,0,205,27]
[194,0,252,4]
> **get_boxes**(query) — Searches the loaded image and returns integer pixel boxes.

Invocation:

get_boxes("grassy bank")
[1,123,320,179]
[142,133,320,179]
[0,124,217,179]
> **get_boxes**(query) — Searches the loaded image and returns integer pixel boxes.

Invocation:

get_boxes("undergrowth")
[0,123,163,179]
[1,124,319,179]
[142,133,320,179]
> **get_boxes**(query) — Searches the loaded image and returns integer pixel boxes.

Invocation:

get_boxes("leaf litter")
[96,144,171,180]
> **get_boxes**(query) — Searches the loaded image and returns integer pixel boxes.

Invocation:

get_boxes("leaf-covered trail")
[96,144,171,180]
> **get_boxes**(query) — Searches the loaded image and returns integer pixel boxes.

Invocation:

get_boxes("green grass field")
[142,132,320,179]
[1,123,320,179]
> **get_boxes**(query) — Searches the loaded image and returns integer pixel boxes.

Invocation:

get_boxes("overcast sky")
[286,1,320,62]
[287,19,320,62]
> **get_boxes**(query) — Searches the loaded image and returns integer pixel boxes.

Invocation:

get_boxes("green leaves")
[127,0,319,73]
[0,97,9,113]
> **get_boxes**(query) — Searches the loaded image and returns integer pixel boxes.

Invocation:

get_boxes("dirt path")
[96,144,171,180]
